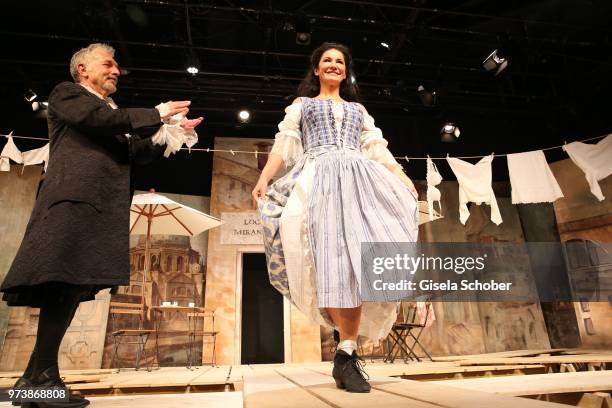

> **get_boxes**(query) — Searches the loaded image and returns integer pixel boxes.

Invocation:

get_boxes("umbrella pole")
[141,207,152,328]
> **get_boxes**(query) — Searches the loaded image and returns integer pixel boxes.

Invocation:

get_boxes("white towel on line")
[507,150,564,204]
[562,135,612,201]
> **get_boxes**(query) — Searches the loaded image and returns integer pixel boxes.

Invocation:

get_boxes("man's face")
[79,50,120,96]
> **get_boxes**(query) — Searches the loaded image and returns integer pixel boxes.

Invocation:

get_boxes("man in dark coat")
[1,43,202,407]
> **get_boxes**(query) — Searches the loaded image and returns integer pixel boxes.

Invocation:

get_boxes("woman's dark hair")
[297,42,361,102]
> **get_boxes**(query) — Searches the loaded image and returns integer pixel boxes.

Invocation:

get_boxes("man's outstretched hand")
[156,100,191,121]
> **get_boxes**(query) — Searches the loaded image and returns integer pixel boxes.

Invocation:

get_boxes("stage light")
[441,122,460,142]
[186,50,200,75]
[295,16,311,46]
[24,89,37,102]
[483,49,508,75]
[417,85,436,107]
[238,110,251,123]
[380,42,390,49]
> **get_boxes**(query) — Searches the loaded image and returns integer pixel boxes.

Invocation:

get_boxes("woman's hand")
[252,177,270,209]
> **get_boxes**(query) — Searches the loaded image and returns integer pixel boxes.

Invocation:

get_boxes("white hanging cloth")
[426,156,443,220]
[22,143,50,172]
[507,150,564,204]
[562,135,612,201]
[446,154,503,225]
[0,133,23,172]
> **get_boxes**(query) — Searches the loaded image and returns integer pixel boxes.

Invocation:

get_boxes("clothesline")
[0,132,607,161]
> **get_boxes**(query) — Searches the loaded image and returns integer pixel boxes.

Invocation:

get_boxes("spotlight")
[186,51,200,75]
[380,42,390,49]
[440,122,460,142]
[238,110,251,123]
[417,85,436,107]
[483,49,508,75]
[24,89,37,102]
[295,16,311,46]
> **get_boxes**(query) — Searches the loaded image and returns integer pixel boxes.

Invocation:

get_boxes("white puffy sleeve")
[359,105,400,166]
[269,101,304,167]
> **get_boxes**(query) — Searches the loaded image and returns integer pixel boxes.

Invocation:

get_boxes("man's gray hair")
[69,43,115,82]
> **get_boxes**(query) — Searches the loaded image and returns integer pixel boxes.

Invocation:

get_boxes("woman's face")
[314,48,347,85]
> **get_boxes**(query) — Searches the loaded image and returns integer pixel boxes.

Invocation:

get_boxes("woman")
[252,42,418,392]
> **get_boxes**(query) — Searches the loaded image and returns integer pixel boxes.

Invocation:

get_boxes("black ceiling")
[2,0,612,196]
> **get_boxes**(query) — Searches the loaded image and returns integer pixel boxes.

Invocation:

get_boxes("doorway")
[241,253,285,364]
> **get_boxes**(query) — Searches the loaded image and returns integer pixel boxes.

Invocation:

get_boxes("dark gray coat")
[1,82,163,306]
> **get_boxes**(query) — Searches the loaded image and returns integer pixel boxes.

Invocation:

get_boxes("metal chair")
[384,300,433,363]
[186,308,218,367]
[109,301,155,371]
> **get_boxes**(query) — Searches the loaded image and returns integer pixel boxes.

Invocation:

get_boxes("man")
[1,43,202,408]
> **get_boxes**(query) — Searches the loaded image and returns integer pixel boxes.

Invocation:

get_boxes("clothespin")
[188,146,192,154]
[404,156,409,163]
[206,148,210,153]
[5,131,13,138]
[254,150,258,159]
[230,149,235,156]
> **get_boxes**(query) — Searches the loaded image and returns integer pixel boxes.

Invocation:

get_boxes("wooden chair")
[109,302,155,371]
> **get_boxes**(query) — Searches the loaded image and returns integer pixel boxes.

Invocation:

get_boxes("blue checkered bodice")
[300,97,363,152]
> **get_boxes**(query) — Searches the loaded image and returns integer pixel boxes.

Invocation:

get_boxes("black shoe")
[11,376,31,406]
[332,350,371,393]
[24,367,89,408]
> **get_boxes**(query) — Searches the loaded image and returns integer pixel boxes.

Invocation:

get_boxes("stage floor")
[0,349,610,407]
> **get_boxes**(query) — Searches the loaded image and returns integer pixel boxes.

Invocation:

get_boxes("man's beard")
[102,79,117,95]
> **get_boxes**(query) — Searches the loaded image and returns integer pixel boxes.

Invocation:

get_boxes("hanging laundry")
[0,134,23,172]
[507,150,564,204]
[21,143,50,172]
[426,156,443,220]
[562,135,612,201]
[446,154,502,225]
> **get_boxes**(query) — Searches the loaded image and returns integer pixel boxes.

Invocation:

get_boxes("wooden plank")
[243,368,331,408]
[110,367,205,388]
[458,355,612,366]
[435,371,612,396]
[275,366,439,408]
[432,349,568,362]
[364,363,545,377]
[374,379,570,408]
[189,366,232,385]
[227,365,252,383]
[85,392,243,408]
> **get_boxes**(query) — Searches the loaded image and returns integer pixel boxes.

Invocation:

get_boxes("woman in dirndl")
[252,42,419,392]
